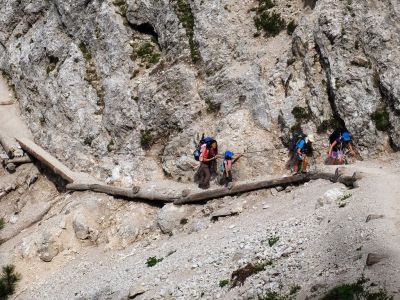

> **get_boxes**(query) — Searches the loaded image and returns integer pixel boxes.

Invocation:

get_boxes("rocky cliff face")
[0,0,399,184]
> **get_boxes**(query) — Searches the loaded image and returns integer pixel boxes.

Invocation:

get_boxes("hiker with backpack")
[220,151,242,188]
[328,129,355,164]
[293,134,315,173]
[196,138,218,189]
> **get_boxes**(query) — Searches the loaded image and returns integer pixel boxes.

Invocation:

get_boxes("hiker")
[328,130,355,164]
[294,134,315,173]
[198,140,218,189]
[220,151,242,187]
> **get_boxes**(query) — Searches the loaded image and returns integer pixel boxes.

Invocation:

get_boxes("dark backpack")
[193,135,215,161]
[329,129,344,144]
[289,132,306,152]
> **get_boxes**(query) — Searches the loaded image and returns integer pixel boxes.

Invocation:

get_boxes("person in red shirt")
[198,141,218,189]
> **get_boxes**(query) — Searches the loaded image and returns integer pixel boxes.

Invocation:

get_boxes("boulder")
[156,204,195,234]
[73,209,99,241]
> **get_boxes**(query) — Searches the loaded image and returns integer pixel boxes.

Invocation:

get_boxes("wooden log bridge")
[65,183,177,203]
[174,171,358,205]
[14,137,358,205]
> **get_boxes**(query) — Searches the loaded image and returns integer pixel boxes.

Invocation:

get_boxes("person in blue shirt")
[295,134,315,173]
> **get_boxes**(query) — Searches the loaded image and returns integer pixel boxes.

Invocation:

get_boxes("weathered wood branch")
[66,183,176,203]
[174,171,358,205]
[0,135,23,158]
[17,137,76,182]
[3,156,32,165]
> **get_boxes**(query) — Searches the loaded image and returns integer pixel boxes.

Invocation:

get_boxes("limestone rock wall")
[0,0,399,183]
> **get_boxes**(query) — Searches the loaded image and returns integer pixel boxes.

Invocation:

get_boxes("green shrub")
[258,290,288,300]
[371,109,390,132]
[219,279,229,288]
[0,265,21,299]
[83,136,94,146]
[290,284,301,295]
[79,42,92,61]
[322,276,393,300]
[0,218,4,230]
[291,106,310,121]
[146,256,163,267]
[180,218,188,225]
[172,0,200,63]
[254,11,286,36]
[135,42,160,64]
[268,236,279,247]
[140,129,153,150]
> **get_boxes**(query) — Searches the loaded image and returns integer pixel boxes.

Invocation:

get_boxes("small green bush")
[83,136,94,146]
[79,42,92,61]
[180,218,188,225]
[291,106,310,121]
[258,290,288,300]
[371,109,390,132]
[322,276,393,300]
[146,256,163,267]
[219,279,229,288]
[290,284,301,295]
[134,42,160,64]
[0,218,4,230]
[140,129,153,150]
[268,236,279,247]
[0,265,21,299]
[172,0,200,63]
[254,11,286,37]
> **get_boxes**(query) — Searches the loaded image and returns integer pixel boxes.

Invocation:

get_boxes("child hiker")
[220,151,242,187]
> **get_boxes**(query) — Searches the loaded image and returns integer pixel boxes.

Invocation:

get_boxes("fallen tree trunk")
[0,135,23,158]
[66,183,176,203]
[3,155,32,165]
[174,171,357,205]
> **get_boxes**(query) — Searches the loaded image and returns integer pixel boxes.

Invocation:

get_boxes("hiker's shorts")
[331,150,344,159]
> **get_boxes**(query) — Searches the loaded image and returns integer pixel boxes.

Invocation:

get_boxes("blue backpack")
[289,132,306,152]
[193,136,215,161]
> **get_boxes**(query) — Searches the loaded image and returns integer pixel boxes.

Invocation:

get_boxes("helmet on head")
[342,132,351,142]
[224,151,234,159]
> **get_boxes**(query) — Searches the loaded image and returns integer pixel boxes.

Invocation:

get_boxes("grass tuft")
[322,276,393,300]
[268,236,280,247]
[140,129,154,150]
[371,109,390,132]
[146,256,163,267]
[219,279,229,288]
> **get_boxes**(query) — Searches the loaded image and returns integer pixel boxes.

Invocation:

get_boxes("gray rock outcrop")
[0,0,398,184]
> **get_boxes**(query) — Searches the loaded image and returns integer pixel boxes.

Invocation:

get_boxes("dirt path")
[0,76,32,140]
